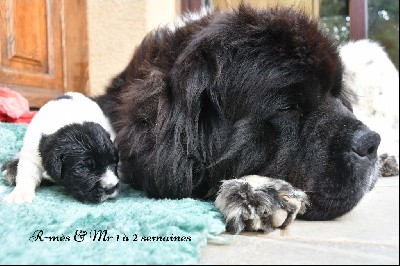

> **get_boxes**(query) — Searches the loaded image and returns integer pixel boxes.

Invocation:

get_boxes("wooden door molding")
[0,0,88,108]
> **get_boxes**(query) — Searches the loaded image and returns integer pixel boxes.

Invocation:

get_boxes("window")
[321,0,399,70]
[368,0,399,69]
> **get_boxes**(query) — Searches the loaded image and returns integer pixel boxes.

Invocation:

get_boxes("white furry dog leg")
[3,153,42,203]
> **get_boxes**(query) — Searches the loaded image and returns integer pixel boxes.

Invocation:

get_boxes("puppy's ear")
[39,134,62,181]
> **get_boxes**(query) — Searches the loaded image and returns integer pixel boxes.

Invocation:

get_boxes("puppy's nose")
[105,182,120,195]
[352,129,381,157]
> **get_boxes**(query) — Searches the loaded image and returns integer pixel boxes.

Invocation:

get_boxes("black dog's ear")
[39,134,62,181]
[171,41,222,160]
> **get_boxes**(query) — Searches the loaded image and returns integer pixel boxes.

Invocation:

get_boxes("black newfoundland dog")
[96,6,381,233]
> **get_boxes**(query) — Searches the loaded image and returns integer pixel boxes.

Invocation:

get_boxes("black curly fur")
[95,5,380,220]
[39,122,119,203]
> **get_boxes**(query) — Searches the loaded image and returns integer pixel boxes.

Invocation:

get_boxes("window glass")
[320,0,398,70]
[368,1,399,69]
[320,0,350,42]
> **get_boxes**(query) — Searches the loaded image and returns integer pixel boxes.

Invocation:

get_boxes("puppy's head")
[39,122,119,202]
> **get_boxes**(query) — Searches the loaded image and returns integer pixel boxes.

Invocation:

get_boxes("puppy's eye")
[114,165,119,176]
[85,159,95,169]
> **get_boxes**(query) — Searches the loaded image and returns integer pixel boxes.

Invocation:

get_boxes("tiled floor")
[201,176,399,265]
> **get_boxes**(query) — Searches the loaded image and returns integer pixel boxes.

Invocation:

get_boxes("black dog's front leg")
[215,175,309,234]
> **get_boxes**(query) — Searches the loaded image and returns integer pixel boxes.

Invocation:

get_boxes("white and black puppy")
[2,92,119,203]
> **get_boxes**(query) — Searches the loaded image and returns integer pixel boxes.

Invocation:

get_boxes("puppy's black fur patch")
[54,94,73,101]
[39,122,119,202]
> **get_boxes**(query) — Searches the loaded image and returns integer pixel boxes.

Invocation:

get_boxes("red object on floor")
[0,86,37,124]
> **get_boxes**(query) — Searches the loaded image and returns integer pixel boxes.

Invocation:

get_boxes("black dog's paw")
[215,175,309,234]
[379,153,399,177]
[1,158,19,186]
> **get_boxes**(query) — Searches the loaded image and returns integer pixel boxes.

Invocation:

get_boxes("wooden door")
[0,0,88,108]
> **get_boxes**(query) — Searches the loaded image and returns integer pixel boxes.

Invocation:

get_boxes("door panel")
[8,0,48,73]
[0,0,88,108]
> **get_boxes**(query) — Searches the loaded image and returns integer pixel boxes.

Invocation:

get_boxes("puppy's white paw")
[3,187,35,203]
[215,175,308,233]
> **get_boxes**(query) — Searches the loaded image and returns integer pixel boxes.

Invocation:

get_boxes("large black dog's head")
[107,6,381,220]
[39,122,120,203]
[170,7,380,219]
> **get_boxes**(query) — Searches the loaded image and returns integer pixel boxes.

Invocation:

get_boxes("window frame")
[180,0,369,40]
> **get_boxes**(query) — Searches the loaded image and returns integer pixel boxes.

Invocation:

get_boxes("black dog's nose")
[352,129,381,157]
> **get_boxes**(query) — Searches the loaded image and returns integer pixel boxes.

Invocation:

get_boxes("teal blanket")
[0,122,225,264]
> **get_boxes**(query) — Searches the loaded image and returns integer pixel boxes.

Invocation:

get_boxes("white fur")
[100,168,119,188]
[340,40,399,158]
[100,168,119,202]
[3,92,115,203]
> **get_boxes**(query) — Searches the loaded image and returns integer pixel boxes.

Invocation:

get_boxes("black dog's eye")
[278,104,302,113]
[277,103,304,119]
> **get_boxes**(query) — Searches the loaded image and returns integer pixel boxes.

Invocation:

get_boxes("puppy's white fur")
[99,168,119,202]
[3,92,116,203]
